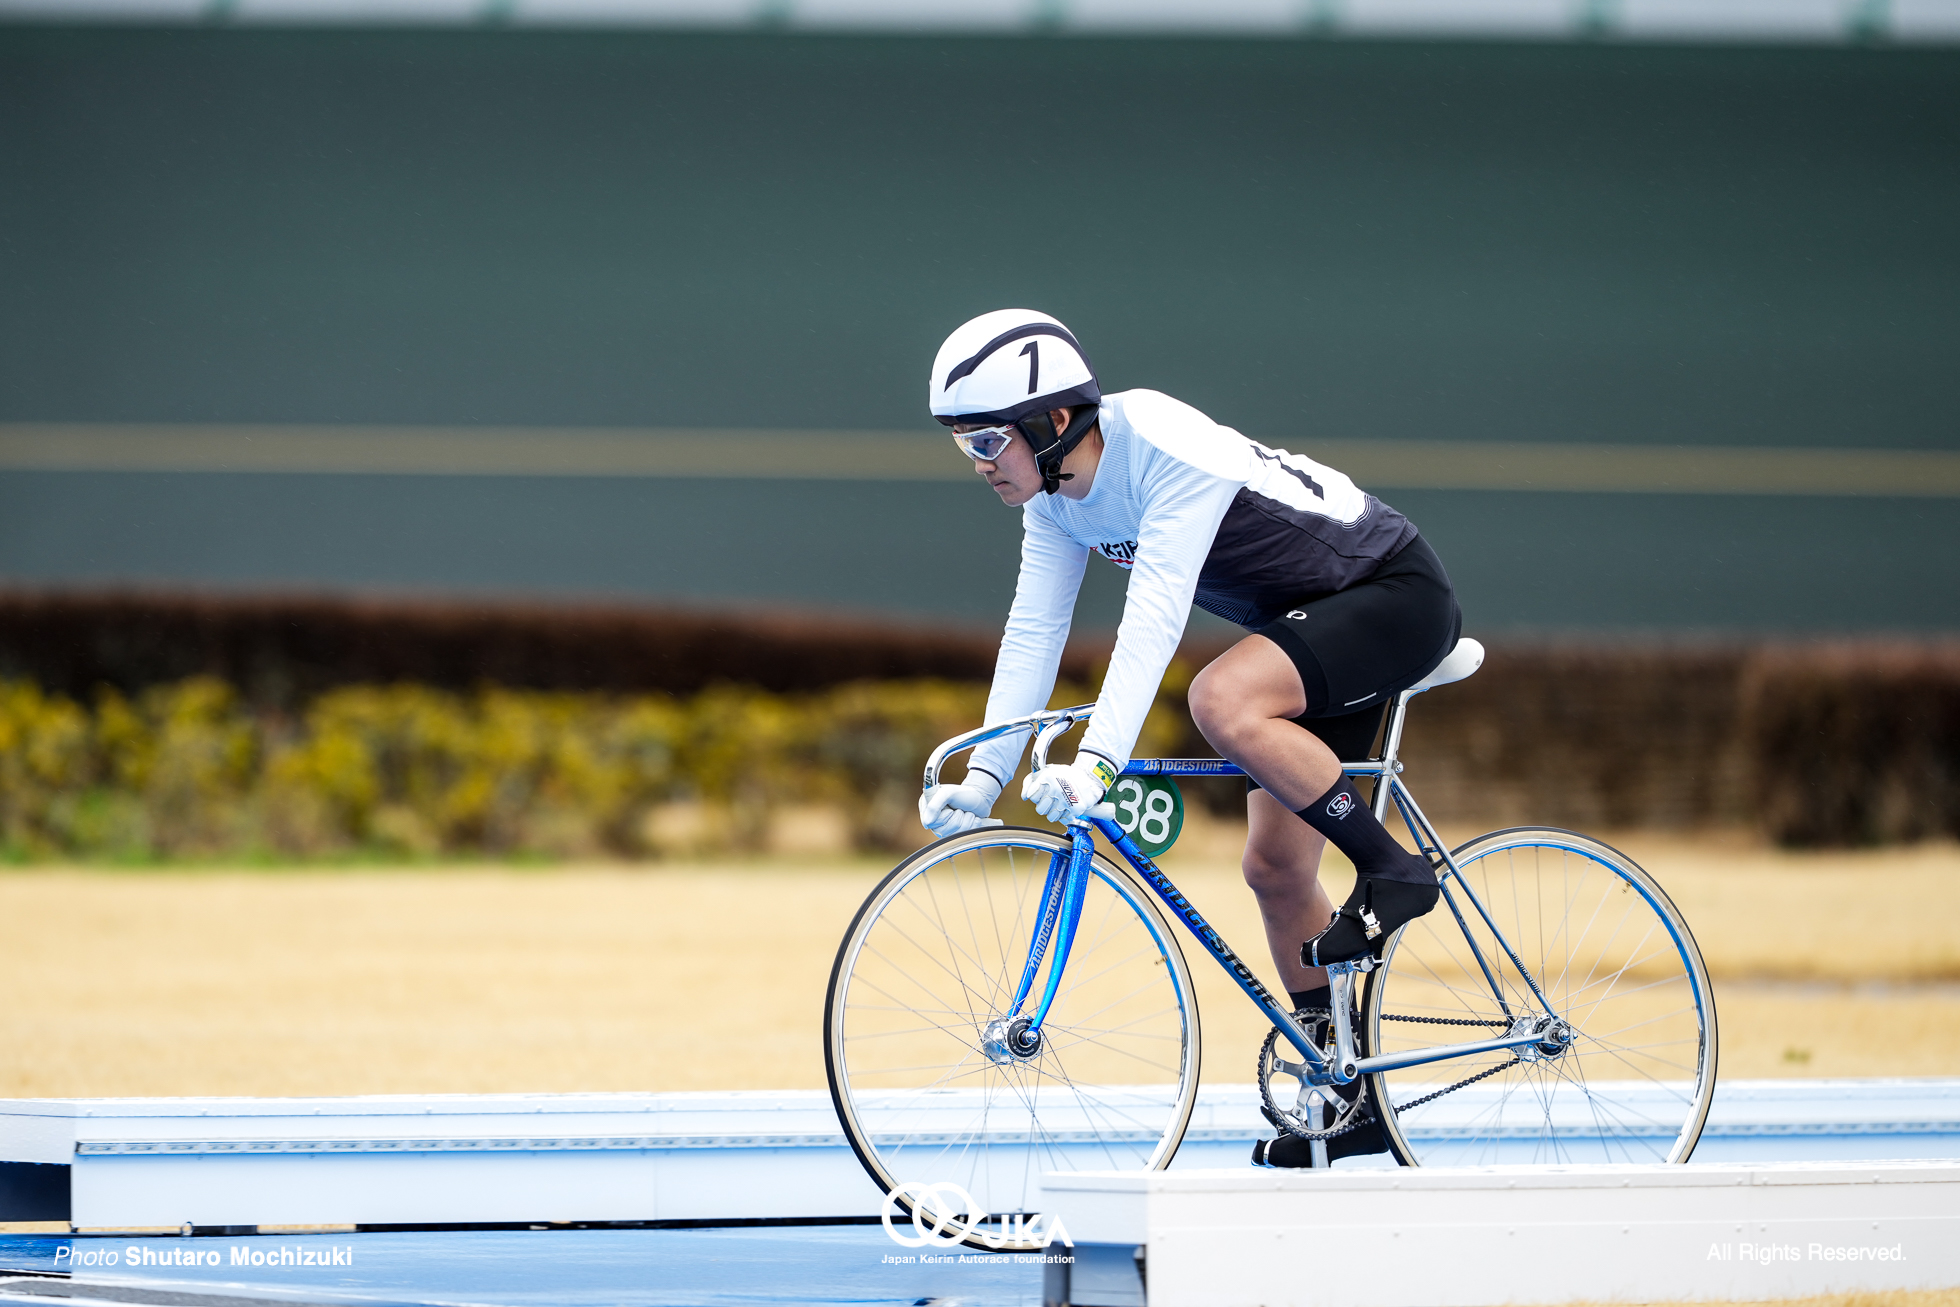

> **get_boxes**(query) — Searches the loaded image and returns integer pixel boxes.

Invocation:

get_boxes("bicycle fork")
[989,823,1096,1061]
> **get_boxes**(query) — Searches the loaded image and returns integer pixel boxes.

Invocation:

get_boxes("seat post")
[1371,690,1416,822]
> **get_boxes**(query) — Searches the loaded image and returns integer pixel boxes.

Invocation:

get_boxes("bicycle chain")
[1375,1010,1524,1115]
[1262,1009,1521,1140]
[1391,1055,1523,1114]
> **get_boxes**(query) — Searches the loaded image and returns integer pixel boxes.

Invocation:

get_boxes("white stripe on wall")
[4,424,1957,497]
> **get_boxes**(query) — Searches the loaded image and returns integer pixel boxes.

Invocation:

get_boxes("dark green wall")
[5,27,1957,445]
[2,28,1956,633]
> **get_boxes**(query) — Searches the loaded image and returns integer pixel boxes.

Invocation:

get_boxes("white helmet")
[929,309,1103,494]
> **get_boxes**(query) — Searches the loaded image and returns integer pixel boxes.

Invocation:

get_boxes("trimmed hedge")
[1742,644,1960,847]
[1155,641,1960,848]
[0,590,1084,703]
[1362,645,1754,835]
[1,598,1955,856]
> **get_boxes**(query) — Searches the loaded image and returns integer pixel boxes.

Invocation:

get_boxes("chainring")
[1257,1008,1372,1142]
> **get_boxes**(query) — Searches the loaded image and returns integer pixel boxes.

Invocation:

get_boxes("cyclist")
[915,309,1463,1166]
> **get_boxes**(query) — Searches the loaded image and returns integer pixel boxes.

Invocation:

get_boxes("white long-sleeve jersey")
[966,388,1418,789]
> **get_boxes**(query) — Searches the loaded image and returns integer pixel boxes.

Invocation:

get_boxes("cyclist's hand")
[919,775,1003,839]
[1021,760,1114,823]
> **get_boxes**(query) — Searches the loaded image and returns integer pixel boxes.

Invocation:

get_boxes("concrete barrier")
[1043,1160,1960,1307]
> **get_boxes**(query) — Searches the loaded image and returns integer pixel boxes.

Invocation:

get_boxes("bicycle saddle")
[1408,637,1484,695]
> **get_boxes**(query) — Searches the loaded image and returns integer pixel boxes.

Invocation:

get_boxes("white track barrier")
[1043,1161,1960,1307]
[0,1087,1277,1227]
[1,1079,1955,1229]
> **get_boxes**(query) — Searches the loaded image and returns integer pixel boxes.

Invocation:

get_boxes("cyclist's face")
[956,415,1051,507]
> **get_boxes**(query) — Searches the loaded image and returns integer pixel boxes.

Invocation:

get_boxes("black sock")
[1287,986,1331,1013]
[1295,778,1434,885]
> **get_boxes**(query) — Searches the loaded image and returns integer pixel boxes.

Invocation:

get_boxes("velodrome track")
[1,1078,1955,1306]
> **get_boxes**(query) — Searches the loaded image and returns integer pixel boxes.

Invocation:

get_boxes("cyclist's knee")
[1188,662,1247,752]
[1186,662,1222,731]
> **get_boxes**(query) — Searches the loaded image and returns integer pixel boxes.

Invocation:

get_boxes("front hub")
[981,1015,1042,1065]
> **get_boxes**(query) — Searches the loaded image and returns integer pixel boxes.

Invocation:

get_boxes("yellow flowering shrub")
[0,680,97,856]
[0,674,1201,861]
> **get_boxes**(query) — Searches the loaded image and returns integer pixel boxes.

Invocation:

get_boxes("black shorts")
[1244,534,1461,788]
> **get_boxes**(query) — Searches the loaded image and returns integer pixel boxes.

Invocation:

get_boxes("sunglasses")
[950,423,1016,462]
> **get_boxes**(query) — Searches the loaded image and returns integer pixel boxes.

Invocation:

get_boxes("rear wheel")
[1363,827,1717,1166]
[824,826,1201,1249]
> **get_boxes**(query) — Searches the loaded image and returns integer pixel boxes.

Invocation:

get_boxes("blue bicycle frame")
[923,705,1568,1087]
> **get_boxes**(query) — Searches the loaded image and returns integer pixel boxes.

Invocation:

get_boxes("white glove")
[919,771,1004,839]
[1021,759,1116,824]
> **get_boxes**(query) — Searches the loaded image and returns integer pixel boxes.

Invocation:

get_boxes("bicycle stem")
[919,704,1096,791]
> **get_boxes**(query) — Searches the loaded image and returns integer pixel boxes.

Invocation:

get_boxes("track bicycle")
[823,638,1718,1251]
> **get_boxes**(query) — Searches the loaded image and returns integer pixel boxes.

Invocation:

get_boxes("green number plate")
[1107,774,1184,858]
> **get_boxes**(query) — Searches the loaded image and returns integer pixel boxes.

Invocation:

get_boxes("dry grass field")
[0,823,1956,1099]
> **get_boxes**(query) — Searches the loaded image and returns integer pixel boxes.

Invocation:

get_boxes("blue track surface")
[0,1226,1046,1307]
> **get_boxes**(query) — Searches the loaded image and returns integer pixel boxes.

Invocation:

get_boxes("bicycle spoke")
[892,891,1012,1012]
[862,934,997,1022]
[829,830,1197,1241]
[1369,831,1715,1167]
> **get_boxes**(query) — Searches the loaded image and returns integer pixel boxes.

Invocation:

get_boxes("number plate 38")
[1108,775,1184,857]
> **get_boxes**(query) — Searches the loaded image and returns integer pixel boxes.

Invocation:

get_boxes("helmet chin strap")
[1019,406,1102,495]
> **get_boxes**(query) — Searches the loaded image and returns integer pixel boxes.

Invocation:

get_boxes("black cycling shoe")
[1302,870,1441,968]
[1251,1115,1390,1167]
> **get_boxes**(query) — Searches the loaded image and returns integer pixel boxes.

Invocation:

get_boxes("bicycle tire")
[824,825,1201,1250]
[1363,826,1718,1166]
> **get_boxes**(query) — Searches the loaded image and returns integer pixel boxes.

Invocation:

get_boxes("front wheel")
[1363,827,1718,1166]
[824,826,1201,1249]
